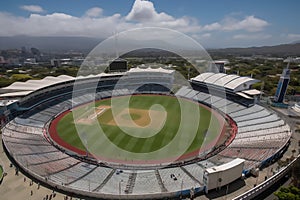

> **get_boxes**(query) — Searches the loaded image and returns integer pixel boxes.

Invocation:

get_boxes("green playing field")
[55,95,225,162]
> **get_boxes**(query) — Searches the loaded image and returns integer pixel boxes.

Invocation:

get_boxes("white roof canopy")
[214,74,240,87]
[2,75,75,92]
[0,91,33,97]
[205,158,245,173]
[236,92,253,99]
[204,73,228,84]
[192,72,259,92]
[242,89,262,96]
[224,76,257,91]
[128,67,174,74]
[190,72,215,82]
[0,67,175,98]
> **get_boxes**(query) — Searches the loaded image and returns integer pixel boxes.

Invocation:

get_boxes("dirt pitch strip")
[75,105,111,125]
[107,108,166,130]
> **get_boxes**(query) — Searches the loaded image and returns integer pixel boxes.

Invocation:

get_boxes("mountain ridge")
[0,36,299,56]
[0,36,103,53]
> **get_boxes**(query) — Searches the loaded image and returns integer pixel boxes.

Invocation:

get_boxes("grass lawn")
[55,95,224,162]
[0,165,3,181]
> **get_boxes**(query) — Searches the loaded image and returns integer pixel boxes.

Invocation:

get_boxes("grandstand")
[0,68,292,199]
[190,72,261,107]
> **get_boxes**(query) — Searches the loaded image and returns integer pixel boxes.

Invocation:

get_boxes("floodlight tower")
[274,58,291,103]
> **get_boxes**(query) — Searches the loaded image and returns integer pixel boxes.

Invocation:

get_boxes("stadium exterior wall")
[233,155,300,200]
[2,140,205,199]
[0,72,293,199]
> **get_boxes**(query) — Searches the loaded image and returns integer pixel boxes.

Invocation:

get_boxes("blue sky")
[0,0,300,47]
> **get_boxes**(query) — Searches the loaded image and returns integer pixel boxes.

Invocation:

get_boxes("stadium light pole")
[188,65,190,80]
[181,179,183,199]
[225,184,229,199]
[82,132,88,157]
[119,181,121,195]
[255,174,259,187]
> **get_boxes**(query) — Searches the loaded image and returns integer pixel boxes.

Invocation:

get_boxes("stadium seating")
[1,79,292,199]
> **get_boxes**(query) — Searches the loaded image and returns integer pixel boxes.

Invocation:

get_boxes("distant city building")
[60,58,72,66]
[51,59,61,67]
[21,46,27,54]
[50,58,83,67]
[209,60,228,73]
[214,61,226,73]
[0,56,5,63]
[72,58,84,66]
[0,56,8,66]
[7,58,20,66]
[24,58,37,65]
[274,68,290,103]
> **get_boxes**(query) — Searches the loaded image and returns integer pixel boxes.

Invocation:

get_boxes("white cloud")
[287,34,300,40]
[0,1,202,37]
[125,0,201,33]
[203,22,221,31]
[203,15,269,32]
[0,11,129,37]
[126,0,173,22]
[233,33,272,40]
[85,7,103,18]
[0,0,271,47]
[202,33,211,38]
[224,16,268,32]
[124,0,201,33]
[20,5,45,13]
[191,33,211,40]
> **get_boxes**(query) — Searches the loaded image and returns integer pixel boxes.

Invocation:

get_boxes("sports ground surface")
[49,94,227,165]
[0,165,3,180]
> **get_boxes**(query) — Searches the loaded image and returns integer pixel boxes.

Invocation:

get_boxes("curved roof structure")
[191,72,259,92]
[127,67,174,74]
[213,74,240,87]
[0,68,175,99]
[190,72,214,82]
[225,76,258,91]
[1,75,75,93]
[204,73,227,84]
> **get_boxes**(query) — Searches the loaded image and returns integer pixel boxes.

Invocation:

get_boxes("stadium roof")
[213,74,240,87]
[205,158,245,174]
[2,75,74,92]
[0,99,18,107]
[0,73,126,95]
[128,67,174,74]
[76,73,124,79]
[242,89,261,96]
[191,72,259,92]
[204,73,228,84]
[191,72,215,82]
[224,76,258,91]
[0,67,174,98]
[0,91,32,98]
[236,92,253,99]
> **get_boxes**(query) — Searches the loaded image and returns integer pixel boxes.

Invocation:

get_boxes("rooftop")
[191,72,259,92]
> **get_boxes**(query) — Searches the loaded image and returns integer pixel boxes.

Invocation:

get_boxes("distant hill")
[0,36,102,53]
[209,42,300,57]
[291,40,300,44]
[121,48,181,58]
[1,36,300,56]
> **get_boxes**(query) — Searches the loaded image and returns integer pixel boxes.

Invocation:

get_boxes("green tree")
[11,74,33,82]
[274,186,300,200]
